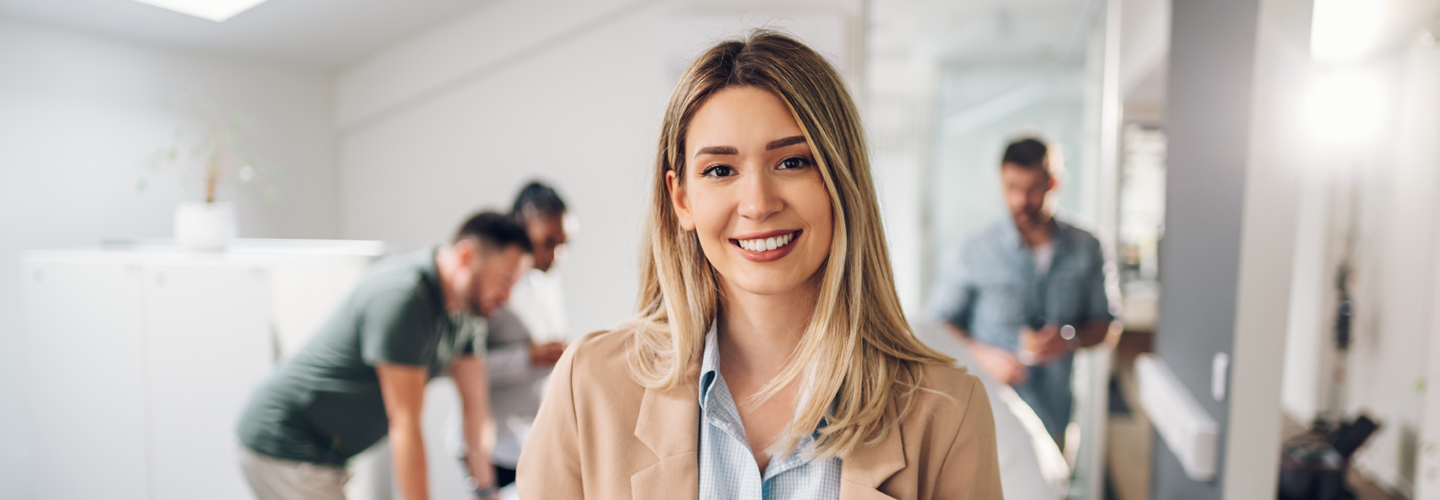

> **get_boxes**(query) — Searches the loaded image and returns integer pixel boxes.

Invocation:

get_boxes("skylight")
[132,0,270,22]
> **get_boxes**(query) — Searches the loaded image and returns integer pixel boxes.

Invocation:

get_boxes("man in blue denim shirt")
[926,137,1118,445]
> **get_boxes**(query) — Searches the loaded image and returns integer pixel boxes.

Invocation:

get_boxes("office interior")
[2,0,1438,499]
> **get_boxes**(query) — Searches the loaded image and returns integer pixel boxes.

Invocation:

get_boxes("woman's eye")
[701,165,735,178]
[779,157,812,170]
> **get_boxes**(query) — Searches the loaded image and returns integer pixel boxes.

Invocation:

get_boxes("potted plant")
[138,95,280,250]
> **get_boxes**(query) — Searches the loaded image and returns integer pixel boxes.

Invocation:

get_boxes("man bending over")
[237,212,532,500]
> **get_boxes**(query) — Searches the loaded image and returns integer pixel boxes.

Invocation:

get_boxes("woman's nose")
[737,170,783,221]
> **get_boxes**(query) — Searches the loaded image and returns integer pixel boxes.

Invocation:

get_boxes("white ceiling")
[0,0,1114,72]
[0,0,495,69]
[869,0,1099,64]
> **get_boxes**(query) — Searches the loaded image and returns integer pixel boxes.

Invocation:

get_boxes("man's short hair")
[511,181,567,223]
[1001,137,1054,178]
[453,211,534,253]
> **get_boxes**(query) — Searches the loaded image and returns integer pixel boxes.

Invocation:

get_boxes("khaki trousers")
[238,446,349,500]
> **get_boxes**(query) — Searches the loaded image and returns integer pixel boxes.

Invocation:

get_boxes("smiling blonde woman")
[517,31,1002,499]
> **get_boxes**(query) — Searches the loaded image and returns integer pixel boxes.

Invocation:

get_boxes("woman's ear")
[666,170,696,231]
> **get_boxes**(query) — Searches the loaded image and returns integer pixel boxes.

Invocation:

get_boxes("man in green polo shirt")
[237,212,532,500]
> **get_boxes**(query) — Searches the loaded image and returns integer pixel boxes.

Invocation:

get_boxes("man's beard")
[467,295,488,317]
[1013,208,1045,228]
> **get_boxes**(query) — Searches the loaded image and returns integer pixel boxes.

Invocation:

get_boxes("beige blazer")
[516,328,1004,499]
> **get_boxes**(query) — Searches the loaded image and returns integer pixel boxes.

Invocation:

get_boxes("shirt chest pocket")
[1044,268,1092,324]
[973,279,1028,328]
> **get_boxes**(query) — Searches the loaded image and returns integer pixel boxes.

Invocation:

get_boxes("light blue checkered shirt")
[697,324,841,500]
[925,216,1116,439]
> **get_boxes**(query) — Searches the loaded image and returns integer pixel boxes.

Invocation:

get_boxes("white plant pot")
[174,201,238,251]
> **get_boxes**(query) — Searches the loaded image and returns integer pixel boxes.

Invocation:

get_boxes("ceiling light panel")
[132,0,270,22]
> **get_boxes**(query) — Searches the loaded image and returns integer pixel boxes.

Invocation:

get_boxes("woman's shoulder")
[560,327,639,379]
[883,365,1002,497]
[904,363,991,428]
[549,326,668,437]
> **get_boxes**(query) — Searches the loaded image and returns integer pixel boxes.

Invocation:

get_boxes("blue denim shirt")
[925,216,1116,437]
[697,323,842,500]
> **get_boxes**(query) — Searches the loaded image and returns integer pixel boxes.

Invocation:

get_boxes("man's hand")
[1022,324,1071,365]
[465,470,501,500]
[528,341,566,367]
[968,339,1030,386]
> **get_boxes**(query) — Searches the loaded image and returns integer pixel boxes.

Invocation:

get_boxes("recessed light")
[132,0,270,22]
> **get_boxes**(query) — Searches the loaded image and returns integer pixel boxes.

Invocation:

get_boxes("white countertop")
[24,238,388,265]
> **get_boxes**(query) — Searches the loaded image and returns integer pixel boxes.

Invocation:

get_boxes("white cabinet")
[20,239,383,500]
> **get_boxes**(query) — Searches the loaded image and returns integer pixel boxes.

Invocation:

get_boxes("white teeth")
[738,233,796,252]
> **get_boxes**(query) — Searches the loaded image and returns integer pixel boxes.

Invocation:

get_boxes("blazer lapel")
[839,420,906,500]
[631,369,701,500]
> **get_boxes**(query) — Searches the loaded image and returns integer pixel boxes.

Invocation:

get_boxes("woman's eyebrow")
[695,145,738,155]
[766,135,807,150]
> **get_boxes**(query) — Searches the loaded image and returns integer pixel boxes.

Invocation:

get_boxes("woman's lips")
[729,230,801,263]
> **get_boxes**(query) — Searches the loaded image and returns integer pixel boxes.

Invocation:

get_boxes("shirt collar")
[698,321,722,409]
[696,321,832,443]
[1000,214,1070,250]
[998,218,1025,250]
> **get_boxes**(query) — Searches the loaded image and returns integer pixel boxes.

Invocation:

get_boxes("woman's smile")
[730,229,802,262]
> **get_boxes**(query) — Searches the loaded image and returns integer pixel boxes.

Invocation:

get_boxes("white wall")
[1402,32,1440,499]
[1344,45,1437,495]
[1280,166,1340,423]
[1276,26,1440,499]
[333,0,862,338]
[0,17,341,498]
[336,0,666,338]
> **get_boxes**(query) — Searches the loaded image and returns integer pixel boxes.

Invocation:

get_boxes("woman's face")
[668,86,834,297]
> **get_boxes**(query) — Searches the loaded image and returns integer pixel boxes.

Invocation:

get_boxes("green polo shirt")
[237,246,481,465]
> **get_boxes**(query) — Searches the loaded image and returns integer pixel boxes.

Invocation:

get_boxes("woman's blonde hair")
[624,30,956,459]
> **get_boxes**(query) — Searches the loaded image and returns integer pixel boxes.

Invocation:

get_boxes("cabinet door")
[21,260,148,500]
[142,264,272,500]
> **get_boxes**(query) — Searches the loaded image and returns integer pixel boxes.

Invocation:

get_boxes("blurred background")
[3,0,1439,499]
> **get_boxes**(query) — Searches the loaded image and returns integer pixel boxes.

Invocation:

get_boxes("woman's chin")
[718,271,816,298]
